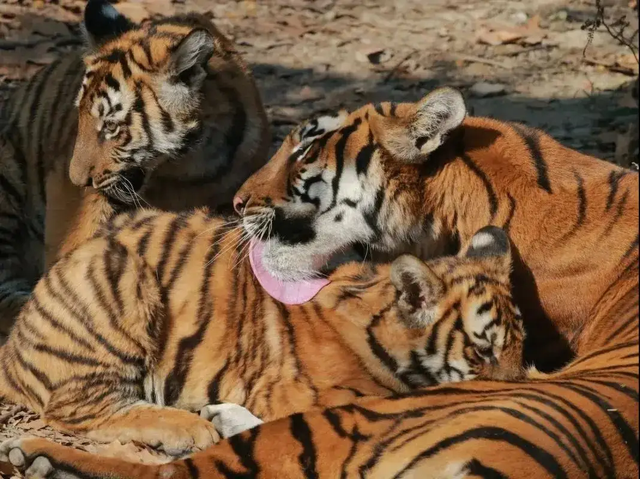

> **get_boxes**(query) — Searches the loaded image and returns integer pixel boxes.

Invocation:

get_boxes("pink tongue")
[249,239,329,305]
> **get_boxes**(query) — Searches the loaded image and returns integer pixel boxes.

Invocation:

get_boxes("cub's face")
[70,1,216,203]
[330,226,525,385]
[235,88,467,281]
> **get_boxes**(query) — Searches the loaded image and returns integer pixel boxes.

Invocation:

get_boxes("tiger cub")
[0,203,524,454]
[0,0,269,335]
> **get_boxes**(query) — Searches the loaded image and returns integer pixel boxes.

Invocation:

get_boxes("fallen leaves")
[476,15,547,46]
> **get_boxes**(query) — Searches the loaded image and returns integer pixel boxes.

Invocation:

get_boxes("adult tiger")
[2,90,637,478]
[0,0,269,335]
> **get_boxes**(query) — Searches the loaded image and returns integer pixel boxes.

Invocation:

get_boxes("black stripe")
[622,234,639,260]
[104,73,120,92]
[560,382,639,465]
[327,119,361,211]
[184,458,200,478]
[512,124,552,194]
[207,359,230,404]
[366,303,407,383]
[460,154,498,220]
[103,239,128,314]
[137,228,153,258]
[290,414,319,478]
[362,188,385,241]
[606,170,627,210]
[164,230,223,405]
[0,173,23,207]
[503,193,516,232]
[133,84,154,150]
[355,129,376,176]
[514,389,614,477]
[156,215,187,284]
[392,426,566,479]
[465,459,508,479]
[32,343,107,367]
[31,296,95,352]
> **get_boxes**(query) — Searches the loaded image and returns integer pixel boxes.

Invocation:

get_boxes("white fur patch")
[470,231,495,250]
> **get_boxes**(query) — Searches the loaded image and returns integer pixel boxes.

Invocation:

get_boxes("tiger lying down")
[0,201,524,455]
[2,88,636,478]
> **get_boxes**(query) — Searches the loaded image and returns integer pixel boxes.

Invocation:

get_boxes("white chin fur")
[262,240,325,282]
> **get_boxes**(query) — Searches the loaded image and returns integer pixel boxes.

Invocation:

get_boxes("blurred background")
[0,0,638,165]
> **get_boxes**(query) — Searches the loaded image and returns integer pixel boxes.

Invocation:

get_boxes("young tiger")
[0,0,269,336]
[0,204,524,455]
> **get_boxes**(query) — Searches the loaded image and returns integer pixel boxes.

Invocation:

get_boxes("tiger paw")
[0,438,67,479]
[84,408,221,457]
[200,403,263,438]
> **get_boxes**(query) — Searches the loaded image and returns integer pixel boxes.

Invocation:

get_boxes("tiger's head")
[235,87,467,281]
[329,225,525,385]
[70,0,220,203]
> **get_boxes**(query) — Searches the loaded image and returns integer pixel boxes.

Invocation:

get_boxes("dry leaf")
[476,15,545,46]
[113,2,151,24]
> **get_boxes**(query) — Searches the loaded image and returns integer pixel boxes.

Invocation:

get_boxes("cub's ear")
[168,29,215,88]
[390,255,444,329]
[372,87,466,163]
[83,0,134,48]
[462,226,512,273]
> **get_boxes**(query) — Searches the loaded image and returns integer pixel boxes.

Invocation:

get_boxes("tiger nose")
[233,194,251,215]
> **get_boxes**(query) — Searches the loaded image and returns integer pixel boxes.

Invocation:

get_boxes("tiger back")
[0,0,269,336]
[0,205,524,455]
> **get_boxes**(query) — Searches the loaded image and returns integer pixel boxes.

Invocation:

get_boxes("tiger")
[2,90,637,479]
[0,197,524,456]
[0,0,269,336]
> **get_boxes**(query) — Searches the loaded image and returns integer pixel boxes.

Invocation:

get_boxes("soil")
[0,0,638,474]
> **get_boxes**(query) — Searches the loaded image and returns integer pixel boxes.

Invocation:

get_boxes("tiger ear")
[168,29,215,88]
[83,0,134,49]
[390,255,444,329]
[372,88,466,163]
[462,226,512,273]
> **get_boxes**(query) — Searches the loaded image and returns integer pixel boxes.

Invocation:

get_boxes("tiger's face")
[70,1,215,203]
[235,88,467,281]
[333,225,525,384]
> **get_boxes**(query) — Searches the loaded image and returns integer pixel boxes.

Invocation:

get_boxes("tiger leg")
[45,391,220,456]
[0,438,157,479]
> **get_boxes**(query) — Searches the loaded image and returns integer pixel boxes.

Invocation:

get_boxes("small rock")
[549,10,568,21]
[469,82,507,97]
[510,11,528,25]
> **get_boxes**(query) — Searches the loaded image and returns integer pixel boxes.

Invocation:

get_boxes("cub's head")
[331,226,524,386]
[71,0,220,202]
[235,88,466,281]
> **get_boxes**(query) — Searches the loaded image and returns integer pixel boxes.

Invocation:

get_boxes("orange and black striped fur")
[0,0,269,336]
[1,91,637,478]
[0,208,523,455]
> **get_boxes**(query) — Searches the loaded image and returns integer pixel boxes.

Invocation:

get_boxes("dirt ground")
[0,0,638,474]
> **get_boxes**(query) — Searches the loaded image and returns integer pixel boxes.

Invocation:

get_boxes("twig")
[583,57,638,75]
[449,54,512,69]
[0,405,24,425]
[582,0,639,65]
[498,44,557,57]
[383,49,418,83]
